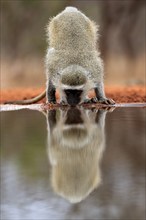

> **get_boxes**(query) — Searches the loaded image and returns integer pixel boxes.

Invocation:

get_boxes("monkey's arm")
[83,82,115,105]
[47,80,56,103]
[94,82,115,105]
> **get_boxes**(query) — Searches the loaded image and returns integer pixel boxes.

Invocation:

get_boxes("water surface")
[0,107,145,220]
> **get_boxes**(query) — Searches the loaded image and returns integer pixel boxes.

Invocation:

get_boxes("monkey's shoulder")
[46,48,103,80]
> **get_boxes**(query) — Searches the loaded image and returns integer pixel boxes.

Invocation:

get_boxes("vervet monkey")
[5,7,114,106]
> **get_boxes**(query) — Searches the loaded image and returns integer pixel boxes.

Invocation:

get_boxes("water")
[0,107,145,220]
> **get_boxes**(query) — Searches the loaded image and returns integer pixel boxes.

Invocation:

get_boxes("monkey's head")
[63,89,83,106]
[59,65,93,106]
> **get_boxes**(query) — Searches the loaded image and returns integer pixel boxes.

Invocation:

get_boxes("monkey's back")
[46,7,103,83]
[48,7,97,51]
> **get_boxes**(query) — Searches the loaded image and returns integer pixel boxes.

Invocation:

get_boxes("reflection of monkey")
[46,107,107,203]
[5,7,114,106]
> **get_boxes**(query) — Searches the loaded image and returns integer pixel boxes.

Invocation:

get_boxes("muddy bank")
[0,86,146,104]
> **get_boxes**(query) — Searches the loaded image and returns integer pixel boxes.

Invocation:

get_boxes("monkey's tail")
[4,90,46,105]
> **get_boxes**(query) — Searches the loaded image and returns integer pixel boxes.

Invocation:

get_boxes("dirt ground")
[0,86,146,104]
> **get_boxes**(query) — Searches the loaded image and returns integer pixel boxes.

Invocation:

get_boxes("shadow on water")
[0,106,145,220]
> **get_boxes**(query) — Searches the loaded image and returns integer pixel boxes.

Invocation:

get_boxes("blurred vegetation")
[101,0,145,58]
[1,0,103,58]
[1,0,145,58]
[0,0,145,86]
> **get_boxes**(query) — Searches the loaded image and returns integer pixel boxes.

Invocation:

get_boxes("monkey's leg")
[47,80,56,104]
[94,82,115,105]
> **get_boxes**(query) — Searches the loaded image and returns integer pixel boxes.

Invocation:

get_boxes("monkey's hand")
[98,97,115,105]
[49,100,57,104]
[59,100,67,105]
[83,98,92,104]
[83,97,98,104]
[83,97,115,105]
[47,100,56,105]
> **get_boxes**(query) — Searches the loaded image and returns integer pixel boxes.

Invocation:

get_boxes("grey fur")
[46,7,115,105]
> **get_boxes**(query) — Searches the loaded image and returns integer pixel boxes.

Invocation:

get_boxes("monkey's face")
[64,89,83,106]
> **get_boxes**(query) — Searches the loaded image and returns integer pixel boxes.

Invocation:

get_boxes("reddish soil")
[0,86,146,104]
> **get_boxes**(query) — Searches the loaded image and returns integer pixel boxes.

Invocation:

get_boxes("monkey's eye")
[65,89,82,96]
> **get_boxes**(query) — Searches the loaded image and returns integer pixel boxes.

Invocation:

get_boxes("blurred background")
[1,0,145,89]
